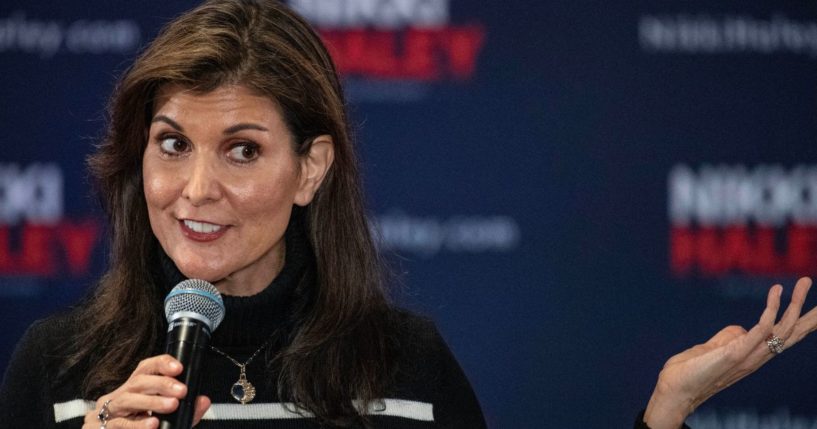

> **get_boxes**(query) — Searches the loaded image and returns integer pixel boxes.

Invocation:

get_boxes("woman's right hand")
[644,277,817,429]
[82,354,211,428]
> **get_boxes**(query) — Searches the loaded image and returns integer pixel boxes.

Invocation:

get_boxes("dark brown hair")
[70,0,394,425]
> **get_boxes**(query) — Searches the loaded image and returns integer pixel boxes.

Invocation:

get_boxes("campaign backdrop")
[2,1,817,427]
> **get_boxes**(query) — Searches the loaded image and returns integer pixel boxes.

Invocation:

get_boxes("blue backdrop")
[2,1,817,428]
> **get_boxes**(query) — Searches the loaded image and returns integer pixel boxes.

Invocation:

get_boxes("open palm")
[644,277,817,429]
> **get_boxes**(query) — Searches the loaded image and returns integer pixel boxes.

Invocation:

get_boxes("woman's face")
[143,84,324,296]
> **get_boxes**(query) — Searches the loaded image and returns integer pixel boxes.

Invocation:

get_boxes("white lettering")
[443,216,520,252]
[669,164,817,227]
[66,19,140,54]
[640,14,817,58]
[372,211,520,256]
[0,12,141,57]
[289,0,449,29]
[0,12,62,58]
[0,163,63,226]
[373,211,445,256]
[688,408,817,429]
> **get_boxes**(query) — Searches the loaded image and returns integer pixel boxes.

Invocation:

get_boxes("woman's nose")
[181,156,222,205]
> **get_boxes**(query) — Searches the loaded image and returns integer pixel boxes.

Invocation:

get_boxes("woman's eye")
[159,136,188,154]
[228,143,260,163]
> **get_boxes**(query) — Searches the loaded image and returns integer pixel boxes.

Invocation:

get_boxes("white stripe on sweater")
[53,398,434,423]
[360,399,434,421]
[53,399,95,423]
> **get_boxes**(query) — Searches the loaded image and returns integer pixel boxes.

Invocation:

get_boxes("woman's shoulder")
[388,308,446,349]
[386,308,461,380]
[0,308,89,425]
[388,308,436,331]
[385,308,487,427]
[10,307,86,370]
[19,308,84,344]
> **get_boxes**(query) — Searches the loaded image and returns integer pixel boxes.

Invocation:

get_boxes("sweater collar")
[158,216,312,349]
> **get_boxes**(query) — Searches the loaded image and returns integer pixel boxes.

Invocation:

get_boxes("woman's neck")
[214,245,286,297]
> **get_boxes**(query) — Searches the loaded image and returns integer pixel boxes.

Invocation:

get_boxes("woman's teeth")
[184,219,223,233]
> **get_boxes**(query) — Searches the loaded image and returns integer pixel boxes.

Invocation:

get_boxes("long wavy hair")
[67,0,394,425]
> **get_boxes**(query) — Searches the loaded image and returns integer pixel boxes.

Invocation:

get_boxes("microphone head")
[164,279,225,333]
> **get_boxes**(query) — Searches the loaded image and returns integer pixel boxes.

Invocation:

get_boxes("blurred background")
[2,1,817,427]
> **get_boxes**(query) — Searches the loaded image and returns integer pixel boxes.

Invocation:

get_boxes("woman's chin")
[176,265,227,285]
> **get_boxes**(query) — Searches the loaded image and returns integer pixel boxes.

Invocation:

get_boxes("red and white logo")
[668,164,817,277]
[289,0,486,99]
[0,163,99,277]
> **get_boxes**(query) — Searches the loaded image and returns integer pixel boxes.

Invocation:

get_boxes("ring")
[766,335,785,354]
[97,399,112,429]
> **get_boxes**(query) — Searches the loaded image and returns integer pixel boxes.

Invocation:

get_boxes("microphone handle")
[158,319,211,429]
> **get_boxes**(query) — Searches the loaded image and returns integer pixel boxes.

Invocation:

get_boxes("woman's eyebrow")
[151,115,184,132]
[150,117,268,135]
[223,123,269,135]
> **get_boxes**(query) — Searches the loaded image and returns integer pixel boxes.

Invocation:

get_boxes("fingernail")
[172,383,184,392]
[169,361,181,370]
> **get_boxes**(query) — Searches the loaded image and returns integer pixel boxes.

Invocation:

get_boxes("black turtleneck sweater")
[0,226,486,428]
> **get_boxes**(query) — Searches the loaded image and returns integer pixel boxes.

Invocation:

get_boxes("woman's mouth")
[180,219,228,241]
[183,219,224,233]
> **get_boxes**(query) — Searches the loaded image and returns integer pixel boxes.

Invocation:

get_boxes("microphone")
[158,279,225,429]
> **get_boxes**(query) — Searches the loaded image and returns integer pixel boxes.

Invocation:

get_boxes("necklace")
[209,342,268,404]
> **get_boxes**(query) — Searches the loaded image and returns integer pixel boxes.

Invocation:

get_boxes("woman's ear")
[294,134,334,206]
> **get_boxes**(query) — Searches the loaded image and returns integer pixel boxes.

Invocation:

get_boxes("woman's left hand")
[643,277,817,429]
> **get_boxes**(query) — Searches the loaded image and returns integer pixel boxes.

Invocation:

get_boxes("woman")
[1,1,483,428]
[639,277,817,428]
[0,1,815,428]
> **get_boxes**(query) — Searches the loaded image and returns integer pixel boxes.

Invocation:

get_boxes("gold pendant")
[230,366,256,404]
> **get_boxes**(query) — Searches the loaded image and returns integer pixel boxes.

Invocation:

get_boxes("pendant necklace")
[210,341,269,404]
